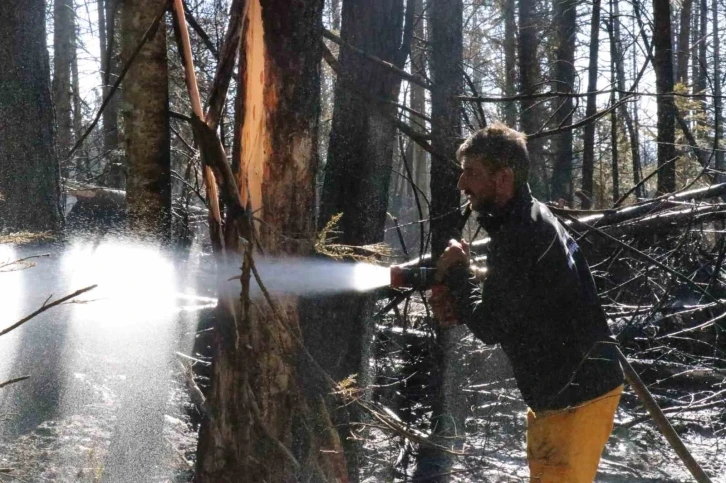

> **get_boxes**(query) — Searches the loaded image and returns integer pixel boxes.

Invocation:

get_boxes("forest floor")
[0,305,724,482]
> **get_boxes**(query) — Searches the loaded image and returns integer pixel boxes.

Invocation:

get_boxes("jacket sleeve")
[446,265,502,344]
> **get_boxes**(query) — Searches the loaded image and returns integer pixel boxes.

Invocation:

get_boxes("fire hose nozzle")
[390,264,487,290]
[390,266,438,289]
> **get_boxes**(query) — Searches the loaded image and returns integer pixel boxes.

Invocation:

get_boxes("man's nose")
[456,175,464,191]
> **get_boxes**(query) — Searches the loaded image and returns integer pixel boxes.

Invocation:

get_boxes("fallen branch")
[0,376,29,390]
[0,285,97,337]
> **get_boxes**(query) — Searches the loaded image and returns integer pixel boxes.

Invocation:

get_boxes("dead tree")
[194,1,348,481]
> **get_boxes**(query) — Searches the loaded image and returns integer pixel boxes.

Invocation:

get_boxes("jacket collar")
[477,184,533,233]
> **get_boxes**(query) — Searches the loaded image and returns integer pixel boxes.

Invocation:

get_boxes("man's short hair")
[456,123,530,189]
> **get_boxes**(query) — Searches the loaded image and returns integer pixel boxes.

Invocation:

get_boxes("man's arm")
[446,265,501,344]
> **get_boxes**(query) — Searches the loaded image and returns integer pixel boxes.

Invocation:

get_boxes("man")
[432,124,624,483]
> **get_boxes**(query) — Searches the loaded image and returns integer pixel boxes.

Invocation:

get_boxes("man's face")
[457,156,499,214]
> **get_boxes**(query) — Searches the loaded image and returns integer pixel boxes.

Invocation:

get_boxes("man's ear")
[496,167,515,191]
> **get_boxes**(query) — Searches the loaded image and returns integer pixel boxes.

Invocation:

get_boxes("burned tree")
[0,0,62,232]
[195,0,348,481]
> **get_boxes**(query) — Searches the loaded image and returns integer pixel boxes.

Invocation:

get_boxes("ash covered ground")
[0,294,724,482]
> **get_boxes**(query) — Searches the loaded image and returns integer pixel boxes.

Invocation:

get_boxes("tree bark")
[550,0,576,204]
[0,0,62,232]
[518,0,547,197]
[195,1,348,482]
[121,0,171,239]
[653,0,677,194]
[581,0,601,209]
[53,0,74,171]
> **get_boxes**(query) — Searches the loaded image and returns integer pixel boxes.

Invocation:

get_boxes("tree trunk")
[429,0,463,258]
[581,0,601,209]
[195,1,348,481]
[0,0,62,232]
[100,0,123,188]
[411,0,428,224]
[611,0,643,201]
[53,0,74,172]
[550,0,576,204]
[316,1,409,478]
[677,0,693,85]
[72,23,85,178]
[320,0,407,245]
[120,0,171,238]
[696,0,708,137]
[712,0,723,182]
[518,0,547,198]
[411,1,465,481]
[653,0,677,194]
[610,9,620,203]
[503,0,517,127]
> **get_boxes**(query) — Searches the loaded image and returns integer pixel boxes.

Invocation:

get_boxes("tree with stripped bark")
[193,0,349,481]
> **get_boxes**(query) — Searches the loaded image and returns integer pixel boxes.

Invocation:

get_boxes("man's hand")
[435,239,470,283]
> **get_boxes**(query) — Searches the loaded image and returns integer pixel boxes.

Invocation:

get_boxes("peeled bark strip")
[121,0,171,238]
[0,0,62,232]
[195,1,348,481]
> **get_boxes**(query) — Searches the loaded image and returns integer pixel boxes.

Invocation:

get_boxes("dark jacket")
[448,185,623,411]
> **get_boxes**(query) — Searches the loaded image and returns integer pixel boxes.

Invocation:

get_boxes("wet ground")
[1,240,724,482]
[0,238,212,482]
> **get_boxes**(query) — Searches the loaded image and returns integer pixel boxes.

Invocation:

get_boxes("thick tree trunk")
[677,0,693,85]
[195,1,348,482]
[429,0,463,258]
[0,0,62,232]
[53,0,74,171]
[120,0,171,238]
[653,0,677,194]
[320,0,406,244]
[315,1,409,478]
[411,1,465,481]
[550,0,576,204]
[503,0,517,127]
[518,0,547,198]
[581,0,601,209]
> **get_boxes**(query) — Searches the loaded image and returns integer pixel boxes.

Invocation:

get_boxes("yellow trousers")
[526,385,623,483]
